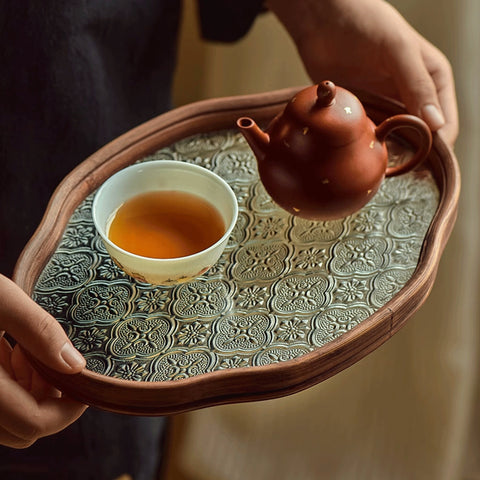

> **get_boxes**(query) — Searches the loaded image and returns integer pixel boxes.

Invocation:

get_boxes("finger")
[0,398,86,448]
[0,424,35,449]
[11,343,33,391]
[423,45,459,145]
[0,365,87,445]
[384,36,445,131]
[11,344,59,398]
[0,340,59,411]
[0,337,14,378]
[31,366,62,399]
[0,274,85,374]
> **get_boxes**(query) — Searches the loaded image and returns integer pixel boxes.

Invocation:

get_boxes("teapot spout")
[237,117,270,161]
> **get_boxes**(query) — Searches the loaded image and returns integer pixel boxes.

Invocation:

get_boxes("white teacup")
[92,160,238,285]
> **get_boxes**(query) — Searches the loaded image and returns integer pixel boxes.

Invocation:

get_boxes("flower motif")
[219,356,249,370]
[295,247,327,270]
[237,285,267,308]
[62,225,94,248]
[116,362,145,381]
[189,155,212,169]
[392,240,421,264]
[98,260,124,280]
[137,289,170,313]
[353,210,383,233]
[276,317,308,342]
[73,327,108,352]
[335,279,368,302]
[214,150,257,182]
[37,293,69,314]
[253,216,285,239]
[177,322,208,347]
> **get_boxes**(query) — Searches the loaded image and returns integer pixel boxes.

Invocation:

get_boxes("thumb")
[0,274,85,374]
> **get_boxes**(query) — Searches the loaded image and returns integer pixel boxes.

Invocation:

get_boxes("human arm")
[0,274,87,448]
[267,0,458,146]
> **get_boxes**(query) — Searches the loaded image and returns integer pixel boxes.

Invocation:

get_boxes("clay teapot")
[237,81,432,220]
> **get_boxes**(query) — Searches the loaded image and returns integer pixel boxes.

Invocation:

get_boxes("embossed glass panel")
[33,130,440,382]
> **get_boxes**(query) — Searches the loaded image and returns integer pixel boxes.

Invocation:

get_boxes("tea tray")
[13,88,460,415]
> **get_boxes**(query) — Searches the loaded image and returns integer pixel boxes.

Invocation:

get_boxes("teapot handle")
[375,114,432,177]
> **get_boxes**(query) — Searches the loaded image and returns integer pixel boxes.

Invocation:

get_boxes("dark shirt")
[0,0,263,276]
[0,2,263,479]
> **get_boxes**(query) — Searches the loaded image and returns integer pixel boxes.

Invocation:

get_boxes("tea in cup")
[92,160,238,285]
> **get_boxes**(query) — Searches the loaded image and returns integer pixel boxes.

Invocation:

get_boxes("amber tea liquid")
[108,190,226,259]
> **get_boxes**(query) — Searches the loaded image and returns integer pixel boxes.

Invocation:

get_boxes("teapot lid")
[282,81,368,146]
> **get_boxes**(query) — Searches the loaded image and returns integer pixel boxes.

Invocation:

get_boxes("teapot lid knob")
[316,80,336,107]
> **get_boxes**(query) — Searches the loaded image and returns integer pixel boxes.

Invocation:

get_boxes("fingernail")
[422,104,445,130]
[60,343,85,370]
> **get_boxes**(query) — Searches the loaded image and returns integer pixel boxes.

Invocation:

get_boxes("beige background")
[169,1,480,479]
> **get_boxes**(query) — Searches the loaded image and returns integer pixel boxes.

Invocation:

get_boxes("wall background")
[169,2,480,479]
[173,2,309,105]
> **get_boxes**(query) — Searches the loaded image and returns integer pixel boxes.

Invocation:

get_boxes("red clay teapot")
[237,80,432,220]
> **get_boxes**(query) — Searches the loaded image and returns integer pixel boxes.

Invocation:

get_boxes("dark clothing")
[0,409,168,480]
[0,0,262,276]
[0,1,262,478]
[0,0,182,276]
